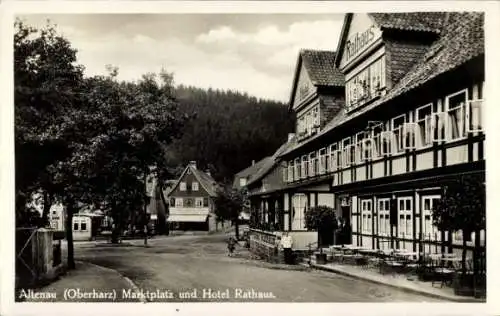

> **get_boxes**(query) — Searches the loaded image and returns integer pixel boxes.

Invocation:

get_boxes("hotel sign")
[342,25,380,67]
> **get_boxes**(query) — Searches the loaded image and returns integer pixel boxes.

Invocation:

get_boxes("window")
[378,198,390,236]
[175,198,183,207]
[169,198,175,206]
[192,182,199,191]
[361,200,372,234]
[398,197,413,238]
[283,162,288,182]
[392,115,406,153]
[466,100,483,132]
[380,131,392,155]
[342,138,353,167]
[432,112,447,141]
[301,155,308,178]
[319,148,326,174]
[355,132,366,163]
[81,222,87,231]
[195,198,203,207]
[180,182,186,191]
[329,144,338,171]
[295,158,301,180]
[371,124,383,158]
[239,177,247,187]
[446,90,467,140]
[362,138,373,160]
[288,161,294,182]
[297,104,320,138]
[309,152,317,177]
[185,198,194,207]
[402,123,418,149]
[203,198,209,207]
[73,223,78,231]
[346,57,386,110]
[417,104,433,147]
[422,196,441,241]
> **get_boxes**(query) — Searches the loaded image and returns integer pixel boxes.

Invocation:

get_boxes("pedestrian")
[227,235,237,257]
[281,232,293,264]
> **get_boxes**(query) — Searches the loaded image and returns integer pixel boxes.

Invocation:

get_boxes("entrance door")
[291,194,306,230]
[340,205,352,245]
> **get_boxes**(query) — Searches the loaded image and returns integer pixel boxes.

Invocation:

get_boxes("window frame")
[329,144,338,172]
[175,198,184,207]
[466,99,483,133]
[361,199,373,234]
[446,89,468,141]
[319,148,326,174]
[402,122,418,150]
[309,151,317,177]
[180,182,187,191]
[416,103,433,148]
[391,114,406,154]
[422,195,441,241]
[380,130,393,155]
[195,197,204,208]
[377,198,390,236]
[397,197,413,238]
[192,181,199,191]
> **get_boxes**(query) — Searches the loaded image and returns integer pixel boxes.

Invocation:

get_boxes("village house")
[246,12,485,260]
[166,161,220,231]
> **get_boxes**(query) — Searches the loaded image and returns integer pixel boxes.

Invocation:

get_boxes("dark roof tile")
[300,50,345,87]
[369,12,446,33]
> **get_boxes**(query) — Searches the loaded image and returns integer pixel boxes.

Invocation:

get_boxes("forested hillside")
[167,85,295,184]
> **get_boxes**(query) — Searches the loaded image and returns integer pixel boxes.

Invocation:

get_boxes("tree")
[305,206,338,252]
[14,19,84,227]
[213,187,244,239]
[432,174,485,284]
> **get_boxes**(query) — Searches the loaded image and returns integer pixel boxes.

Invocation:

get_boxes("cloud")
[24,16,344,102]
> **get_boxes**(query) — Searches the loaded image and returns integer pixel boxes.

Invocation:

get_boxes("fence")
[15,227,66,293]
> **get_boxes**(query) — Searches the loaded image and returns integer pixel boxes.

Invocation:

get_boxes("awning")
[167,214,208,223]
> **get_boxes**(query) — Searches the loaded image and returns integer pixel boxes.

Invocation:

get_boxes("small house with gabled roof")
[167,161,220,231]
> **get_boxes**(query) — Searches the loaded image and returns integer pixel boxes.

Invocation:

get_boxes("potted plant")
[305,205,338,264]
[432,174,485,297]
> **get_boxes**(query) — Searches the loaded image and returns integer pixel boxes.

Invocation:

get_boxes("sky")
[19,14,344,102]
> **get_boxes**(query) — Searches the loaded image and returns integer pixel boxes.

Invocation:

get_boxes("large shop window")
[361,199,372,234]
[378,198,390,236]
[398,197,413,238]
[346,57,386,111]
[446,90,467,140]
[422,195,441,241]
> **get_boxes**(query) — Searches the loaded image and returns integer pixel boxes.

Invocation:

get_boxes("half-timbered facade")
[279,12,485,256]
[167,161,219,231]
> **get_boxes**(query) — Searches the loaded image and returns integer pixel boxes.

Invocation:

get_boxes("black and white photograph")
[1,1,499,315]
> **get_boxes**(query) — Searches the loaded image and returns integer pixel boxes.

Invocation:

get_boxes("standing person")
[281,232,293,264]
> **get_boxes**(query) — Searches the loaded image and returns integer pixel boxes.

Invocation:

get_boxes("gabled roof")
[168,163,219,197]
[282,12,484,158]
[232,158,271,189]
[247,136,297,187]
[289,49,344,109]
[335,12,447,67]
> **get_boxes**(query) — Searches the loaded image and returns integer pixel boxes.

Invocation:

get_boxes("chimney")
[288,133,295,142]
[252,160,255,166]
[189,161,197,169]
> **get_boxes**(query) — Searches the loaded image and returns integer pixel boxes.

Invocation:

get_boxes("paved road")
[71,233,443,302]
